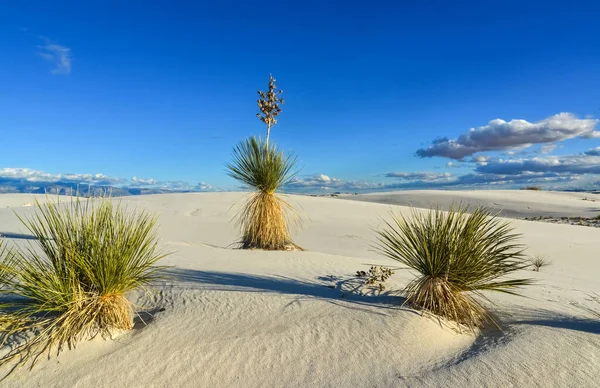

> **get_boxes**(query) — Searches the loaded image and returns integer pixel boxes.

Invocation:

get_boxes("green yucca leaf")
[375,205,533,330]
[226,136,297,194]
[0,196,169,373]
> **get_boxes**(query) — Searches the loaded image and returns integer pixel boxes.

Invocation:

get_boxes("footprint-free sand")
[1,191,598,387]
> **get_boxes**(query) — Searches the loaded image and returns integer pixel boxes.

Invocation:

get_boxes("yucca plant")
[0,197,168,371]
[529,255,551,271]
[0,239,12,284]
[376,206,532,331]
[226,75,301,250]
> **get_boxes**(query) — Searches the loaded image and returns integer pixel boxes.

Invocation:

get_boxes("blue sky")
[1,0,600,192]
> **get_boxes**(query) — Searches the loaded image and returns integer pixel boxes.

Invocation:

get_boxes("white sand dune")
[0,191,598,387]
[338,189,600,218]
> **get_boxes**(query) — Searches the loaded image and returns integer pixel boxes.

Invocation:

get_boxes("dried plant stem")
[266,122,272,151]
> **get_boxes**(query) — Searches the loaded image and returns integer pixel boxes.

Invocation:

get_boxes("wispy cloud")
[383,172,452,181]
[37,37,72,74]
[539,144,558,154]
[416,113,599,159]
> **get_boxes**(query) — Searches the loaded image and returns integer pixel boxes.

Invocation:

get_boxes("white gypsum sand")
[337,189,600,219]
[0,191,598,387]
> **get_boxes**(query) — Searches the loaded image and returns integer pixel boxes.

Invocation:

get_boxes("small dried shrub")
[356,266,394,291]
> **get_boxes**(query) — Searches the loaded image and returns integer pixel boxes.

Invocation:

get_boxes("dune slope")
[0,192,598,387]
[338,189,600,219]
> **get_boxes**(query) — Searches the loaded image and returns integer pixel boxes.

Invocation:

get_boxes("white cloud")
[471,155,490,165]
[0,168,121,185]
[131,176,158,186]
[284,170,588,193]
[287,174,374,191]
[384,172,453,181]
[540,144,558,154]
[416,113,599,159]
[286,172,458,193]
[37,38,72,74]
[0,168,215,192]
[197,182,213,190]
[475,151,600,176]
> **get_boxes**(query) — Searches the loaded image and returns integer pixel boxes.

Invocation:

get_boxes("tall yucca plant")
[226,75,301,250]
[0,197,168,371]
[376,206,532,331]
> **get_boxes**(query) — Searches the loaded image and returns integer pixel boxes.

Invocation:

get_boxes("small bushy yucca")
[0,197,167,370]
[376,206,532,331]
[226,75,301,250]
[530,255,551,271]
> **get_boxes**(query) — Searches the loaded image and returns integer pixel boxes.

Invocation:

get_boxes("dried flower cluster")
[356,266,394,291]
[256,74,284,148]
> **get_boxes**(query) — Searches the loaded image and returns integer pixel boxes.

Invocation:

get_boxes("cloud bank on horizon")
[284,112,600,193]
[2,112,599,195]
[0,168,214,193]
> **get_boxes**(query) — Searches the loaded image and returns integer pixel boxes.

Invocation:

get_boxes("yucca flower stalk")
[0,197,168,371]
[256,74,284,151]
[226,75,301,250]
[376,206,533,331]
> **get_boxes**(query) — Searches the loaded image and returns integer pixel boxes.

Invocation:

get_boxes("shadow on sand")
[163,268,600,333]
[0,232,39,240]
[499,306,600,335]
[164,268,407,314]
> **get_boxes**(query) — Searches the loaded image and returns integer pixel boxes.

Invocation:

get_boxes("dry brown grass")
[238,191,300,250]
[404,276,489,329]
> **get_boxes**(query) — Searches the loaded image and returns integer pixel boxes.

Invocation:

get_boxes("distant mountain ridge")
[0,182,196,197]
[0,181,597,197]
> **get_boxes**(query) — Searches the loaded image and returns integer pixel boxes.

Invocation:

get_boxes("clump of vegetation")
[0,197,168,371]
[376,206,533,331]
[529,255,551,271]
[226,75,301,250]
[356,266,394,291]
[522,186,543,191]
[0,239,13,288]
